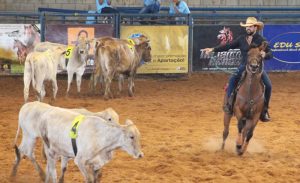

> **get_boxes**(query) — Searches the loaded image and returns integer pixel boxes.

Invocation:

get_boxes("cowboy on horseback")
[203,17,273,122]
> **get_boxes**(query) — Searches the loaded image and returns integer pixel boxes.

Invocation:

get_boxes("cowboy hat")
[240,17,264,30]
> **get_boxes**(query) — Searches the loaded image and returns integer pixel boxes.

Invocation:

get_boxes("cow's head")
[132,35,152,63]
[76,37,90,63]
[95,107,120,125]
[121,119,144,159]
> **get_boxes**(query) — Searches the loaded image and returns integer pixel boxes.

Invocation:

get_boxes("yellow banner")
[121,26,189,74]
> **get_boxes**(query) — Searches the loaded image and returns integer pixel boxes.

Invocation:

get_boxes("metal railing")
[1,7,300,73]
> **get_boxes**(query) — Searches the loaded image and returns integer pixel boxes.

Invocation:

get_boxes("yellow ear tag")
[65,46,74,59]
[127,39,135,51]
[69,115,85,139]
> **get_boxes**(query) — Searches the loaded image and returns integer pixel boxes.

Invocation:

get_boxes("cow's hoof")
[128,91,134,97]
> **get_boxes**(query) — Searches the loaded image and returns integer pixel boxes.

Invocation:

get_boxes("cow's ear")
[125,119,134,126]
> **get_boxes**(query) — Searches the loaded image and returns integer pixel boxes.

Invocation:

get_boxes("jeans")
[139,2,160,14]
[226,64,272,108]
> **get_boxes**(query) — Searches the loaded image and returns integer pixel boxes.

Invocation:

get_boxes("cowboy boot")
[260,106,271,122]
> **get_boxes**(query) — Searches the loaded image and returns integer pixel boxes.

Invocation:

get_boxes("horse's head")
[24,24,40,46]
[247,41,268,74]
[217,27,233,45]
[13,39,20,49]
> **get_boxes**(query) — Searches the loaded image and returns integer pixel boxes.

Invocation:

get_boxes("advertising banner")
[263,25,300,71]
[46,24,114,73]
[121,25,189,74]
[0,24,40,75]
[193,25,245,71]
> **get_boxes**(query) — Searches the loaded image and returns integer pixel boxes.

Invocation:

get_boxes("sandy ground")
[0,72,299,183]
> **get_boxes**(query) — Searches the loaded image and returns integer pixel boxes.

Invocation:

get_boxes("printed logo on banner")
[45,24,114,74]
[263,25,300,71]
[269,32,300,63]
[121,26,189,74]
[0,24,41,75]
[194,25,244,71]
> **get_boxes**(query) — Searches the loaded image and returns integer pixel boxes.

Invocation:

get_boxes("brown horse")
[13,39,33,64]
[221,42,268,155]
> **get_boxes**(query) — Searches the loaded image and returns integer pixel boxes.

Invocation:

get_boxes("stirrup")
[260,110,271,122]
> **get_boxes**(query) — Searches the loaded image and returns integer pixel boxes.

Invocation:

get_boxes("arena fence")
[0,7,300,76]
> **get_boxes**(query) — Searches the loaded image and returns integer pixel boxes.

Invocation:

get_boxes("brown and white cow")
[11,101,121,182]
[94,35,152,99]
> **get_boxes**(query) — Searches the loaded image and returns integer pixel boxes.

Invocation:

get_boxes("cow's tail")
[12,121,21,177]
[13,122,20,147]
[95,40,105,56]
[29,56,36,88]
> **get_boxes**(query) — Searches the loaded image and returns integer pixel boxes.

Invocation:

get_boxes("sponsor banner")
[121,25,189,74]
[263,25,300,71]
[45,24,114,73]
[0,24,40,75]
[193,25,244,71]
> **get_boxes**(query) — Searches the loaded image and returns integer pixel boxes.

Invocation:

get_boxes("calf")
[23,47,65,102]
[41,110,143,183]
[66,38,90,95]
[95,35,152,99]
[11,101,120,182]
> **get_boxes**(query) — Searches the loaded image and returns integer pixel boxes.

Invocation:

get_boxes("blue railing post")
[39,12,45,42]
[188,14,193,74]
[115,13,120,38]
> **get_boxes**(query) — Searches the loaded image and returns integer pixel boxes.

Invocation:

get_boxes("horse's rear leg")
[222,113,232,150]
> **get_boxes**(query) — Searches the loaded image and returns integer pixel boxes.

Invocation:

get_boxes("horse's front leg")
[236,118,246,155]
[240,120,258,155]
[221,112,232,150]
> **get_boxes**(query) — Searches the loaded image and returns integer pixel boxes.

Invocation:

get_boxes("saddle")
[224,71,265,115]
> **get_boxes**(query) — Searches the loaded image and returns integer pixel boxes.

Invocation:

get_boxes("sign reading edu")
[263,25,300,71]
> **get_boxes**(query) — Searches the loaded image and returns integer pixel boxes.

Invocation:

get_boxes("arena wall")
[1,0,300,12]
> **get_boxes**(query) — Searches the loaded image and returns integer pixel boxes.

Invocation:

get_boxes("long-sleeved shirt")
[143,0,160,6]
[96,0,111,13]
[169,1,190,14]
[213,32,273,65]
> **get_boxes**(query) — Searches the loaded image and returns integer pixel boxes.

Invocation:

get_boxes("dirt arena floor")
[0,72,299,183]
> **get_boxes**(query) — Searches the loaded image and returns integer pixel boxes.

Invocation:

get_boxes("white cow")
[41,110,143,183]
[66,38,90,95]
[23,47,66,102]
[34,42,67,53]
[11,101,120,182]
[34,40,90,96]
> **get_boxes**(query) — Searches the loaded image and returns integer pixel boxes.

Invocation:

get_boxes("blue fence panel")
[263,25,300,71]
